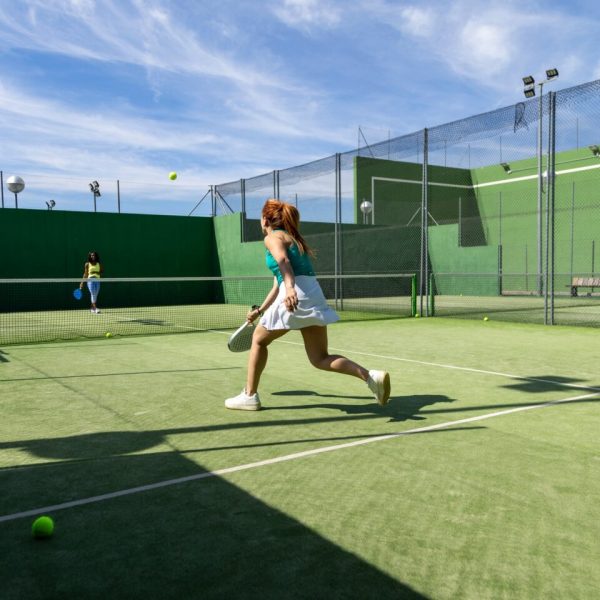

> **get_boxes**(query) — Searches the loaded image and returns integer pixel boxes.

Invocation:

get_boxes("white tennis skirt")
[260,275,340,331]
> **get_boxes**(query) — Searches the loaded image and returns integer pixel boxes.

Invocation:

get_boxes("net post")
[429,273,435,317]
[411,274,417,317]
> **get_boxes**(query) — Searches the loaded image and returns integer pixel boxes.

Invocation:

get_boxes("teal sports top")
[265,233,315,285]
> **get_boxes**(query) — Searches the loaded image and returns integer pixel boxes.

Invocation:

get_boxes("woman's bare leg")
[246,325,289,394]
[300,325,369,381]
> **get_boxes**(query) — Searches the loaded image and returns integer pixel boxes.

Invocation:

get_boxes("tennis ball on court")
[169,171,177,181]
[105,332,112,338]
[32,516,54,539]
[483,316,489,321]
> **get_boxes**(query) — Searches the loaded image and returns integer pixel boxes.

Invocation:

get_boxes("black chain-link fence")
[214,79,600,327]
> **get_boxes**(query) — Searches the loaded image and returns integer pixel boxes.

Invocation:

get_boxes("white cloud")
[272,0,341,31]
[397,6,435,38]
[367,1,600,92]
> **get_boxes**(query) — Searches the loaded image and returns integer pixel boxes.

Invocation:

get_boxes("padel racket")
[73,288,82,300]
[227,306,259,352]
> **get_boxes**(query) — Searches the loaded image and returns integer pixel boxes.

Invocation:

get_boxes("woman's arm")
[264,234,298,312]
[80,263,88,289]
[247,278,279,322]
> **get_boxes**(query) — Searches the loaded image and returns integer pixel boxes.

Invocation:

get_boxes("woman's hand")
[246,307,262,323]
[284,286,298,312]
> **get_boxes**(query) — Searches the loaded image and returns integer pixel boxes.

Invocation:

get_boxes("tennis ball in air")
[483,316,489,321]
[32,516,54,539]
[105,332,112,338]
[169,171,177,181]
[415,313,420,318]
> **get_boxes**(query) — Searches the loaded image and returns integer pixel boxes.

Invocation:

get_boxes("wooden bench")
[569,277,600,296]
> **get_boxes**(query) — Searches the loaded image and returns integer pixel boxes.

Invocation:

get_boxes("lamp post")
[89,180,101,212]
[360,199,373,225]
[6,175,25,208]
[522,68,559,295]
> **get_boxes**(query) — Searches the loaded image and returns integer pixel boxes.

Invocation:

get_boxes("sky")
[0,0,599,216]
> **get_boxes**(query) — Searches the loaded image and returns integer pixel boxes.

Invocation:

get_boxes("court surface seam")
[1,389,597,524]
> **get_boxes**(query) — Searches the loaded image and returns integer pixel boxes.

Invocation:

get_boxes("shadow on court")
[0,366,241,384]
[270,391,457,422]
[501,374,599,393]
[0,436,428,599]
[0,350,10,363]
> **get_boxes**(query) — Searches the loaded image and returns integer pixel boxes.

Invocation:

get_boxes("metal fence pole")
[273,170,280,199]
[117,180,121,213]
[458,196,462,246]
[1,171,3,208]
[419,129,429,317]
[499,191,503,245]
[548,91,557,324]
[570,181,575,282]
[241,179,246,243]
[537,91,544,297]
[334,153,342,309]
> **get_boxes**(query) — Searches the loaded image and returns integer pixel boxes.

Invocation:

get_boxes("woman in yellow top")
[80,251,104,314]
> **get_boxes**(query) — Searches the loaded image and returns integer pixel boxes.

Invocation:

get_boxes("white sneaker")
[367,370,391,405]
[225,389,261,411]
[95,308,101,314]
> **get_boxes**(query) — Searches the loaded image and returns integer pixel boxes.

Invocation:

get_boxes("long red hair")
[262,199,314,257]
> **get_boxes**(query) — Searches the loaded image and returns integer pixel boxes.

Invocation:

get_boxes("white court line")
[202,329,600,394]
[276,340,600,393]
[1,390,597,524]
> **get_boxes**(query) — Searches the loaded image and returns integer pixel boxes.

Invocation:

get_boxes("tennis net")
[0,274,416,345]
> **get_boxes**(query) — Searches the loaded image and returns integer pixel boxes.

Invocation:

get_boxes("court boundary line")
[1,389,597,524]
[276,339,600,393]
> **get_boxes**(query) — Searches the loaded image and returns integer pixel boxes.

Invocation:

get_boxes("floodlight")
[6,175,25,208]
[501,162,512,174]
[360,199,373,214]
[522,75,535,86]
[589,145,600,157]
[6,175,25,194]
[545,68,559,80]
[524,85,536,98]
[89,180,101,196]
[359,199,373,224]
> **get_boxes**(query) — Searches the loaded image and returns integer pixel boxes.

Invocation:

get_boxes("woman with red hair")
[225,199,390,411]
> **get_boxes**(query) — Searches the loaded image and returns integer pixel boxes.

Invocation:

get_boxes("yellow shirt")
[87,262,101,278]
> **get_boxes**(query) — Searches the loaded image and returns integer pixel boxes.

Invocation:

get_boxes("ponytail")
[262,199,315,257]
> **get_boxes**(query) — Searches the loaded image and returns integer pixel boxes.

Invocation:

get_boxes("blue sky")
[1,0,599,215]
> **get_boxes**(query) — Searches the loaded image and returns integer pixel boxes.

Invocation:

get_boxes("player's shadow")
[0,439,426,600]
[501,374,598,393]
[270,390,456,422]
[0,394,456,464]
[0,350,9,363]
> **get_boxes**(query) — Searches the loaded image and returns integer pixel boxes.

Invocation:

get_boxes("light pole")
[360,199,373,225]
[89,180,101,212]
[6,175,25,208]
[522,68,559,295]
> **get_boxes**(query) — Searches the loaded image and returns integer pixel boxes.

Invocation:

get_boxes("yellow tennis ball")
[105,332,112,338]
[169,171,177,181]
[32,516,54,539]
[483,316,489,321]
[415,313,420,318]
